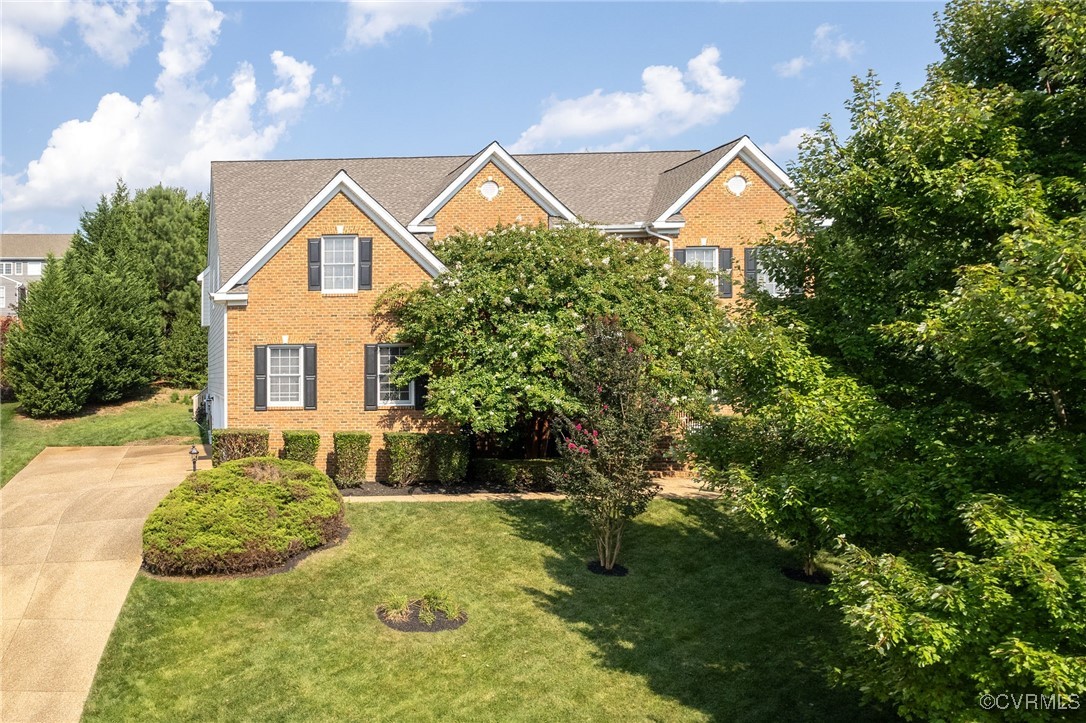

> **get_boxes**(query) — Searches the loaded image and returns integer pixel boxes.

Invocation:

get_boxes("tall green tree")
[378,223,724,455]
[4,257,102,416]
[693,1,1086,718]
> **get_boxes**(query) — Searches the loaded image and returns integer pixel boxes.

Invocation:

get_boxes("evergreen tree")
[4,257,102,416]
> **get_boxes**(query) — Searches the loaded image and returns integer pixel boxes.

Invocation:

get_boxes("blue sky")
[1,1,944,233]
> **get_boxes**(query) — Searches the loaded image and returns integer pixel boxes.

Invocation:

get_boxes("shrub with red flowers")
[551,316,670,571]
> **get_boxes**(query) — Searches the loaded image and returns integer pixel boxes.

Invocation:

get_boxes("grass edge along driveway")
[84,499,891,722]
[1,391,200,486]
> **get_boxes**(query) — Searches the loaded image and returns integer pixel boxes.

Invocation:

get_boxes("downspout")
[643,223,674,261]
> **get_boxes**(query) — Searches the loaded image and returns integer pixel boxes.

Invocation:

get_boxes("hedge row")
[384,432,469,487]
[473,458,557,492]
[212,429,373,489]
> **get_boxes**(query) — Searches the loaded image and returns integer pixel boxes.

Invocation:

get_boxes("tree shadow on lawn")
[498,499,897,723]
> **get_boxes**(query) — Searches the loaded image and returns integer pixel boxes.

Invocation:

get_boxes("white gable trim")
[652,136,796,226]
[216,170,447,295]
[407,141,578,232]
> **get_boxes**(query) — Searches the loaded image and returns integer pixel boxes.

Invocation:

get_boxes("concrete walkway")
[0,445,210,723]
[345,475,718,504]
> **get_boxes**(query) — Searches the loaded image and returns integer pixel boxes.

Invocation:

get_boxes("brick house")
[0,234,72,316]
[203,137,794,480]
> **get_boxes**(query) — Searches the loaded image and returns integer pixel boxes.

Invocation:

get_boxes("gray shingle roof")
[0,234,73,260]
[644,139,742,223]
[211,141,753,287]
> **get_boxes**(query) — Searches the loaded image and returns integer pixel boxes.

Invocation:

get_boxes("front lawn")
[85,500,890,722]
[0,388,201,486]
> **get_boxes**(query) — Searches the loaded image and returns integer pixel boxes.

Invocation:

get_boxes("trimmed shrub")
[385,432,428,487]
[474,458,557,491]
[212,428,269,466]
[332,431,372,488]
[384,432,469,487]
[142,457,345,576]
[282,430,320,465]
[431,434,470,484]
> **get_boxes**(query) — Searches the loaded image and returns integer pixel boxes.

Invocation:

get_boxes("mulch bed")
[343,481,533,497]
[377,603,468,633]
[587,561,630,577]
[781,566,832,585]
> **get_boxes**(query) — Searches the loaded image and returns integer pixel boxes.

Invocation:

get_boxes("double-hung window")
[321,236,357,293]
[377,344,414,407]
[0,262,23,276]
[677,246,732,298]
[745,247,790,298]
[267,346,303,407]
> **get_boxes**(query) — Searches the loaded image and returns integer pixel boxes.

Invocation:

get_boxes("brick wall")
[226,192,445,481]
[673,157,793,303]
[432,162,550,239]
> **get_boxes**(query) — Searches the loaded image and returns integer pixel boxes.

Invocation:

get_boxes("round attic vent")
[479,180,501,201]
[726,175,749,196]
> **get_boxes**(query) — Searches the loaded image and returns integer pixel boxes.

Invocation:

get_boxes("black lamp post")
[189,445,199,472]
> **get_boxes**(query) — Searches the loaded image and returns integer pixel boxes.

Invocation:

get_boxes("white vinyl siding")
[321,236,357,293]
[378,345,414,407]
[207,301,227,429]
[268,346,303,406]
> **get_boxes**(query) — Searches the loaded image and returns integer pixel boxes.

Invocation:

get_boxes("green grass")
[85,500,893,722]
[1,390,200,486]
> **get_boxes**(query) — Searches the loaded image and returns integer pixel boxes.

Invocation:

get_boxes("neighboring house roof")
[210,136,791,291]
[0,234,72,259]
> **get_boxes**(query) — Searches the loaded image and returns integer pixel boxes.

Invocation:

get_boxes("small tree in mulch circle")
[551,316,670,573]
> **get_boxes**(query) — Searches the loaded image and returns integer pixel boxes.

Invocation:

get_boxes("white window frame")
[682,247,726,295]
[321,235,358,295]
[377,344,415,408]
[751,247,788,299]
[26,262,42,276]
[267,345,304,408]
[0,285,6,309]
[0,262,21,275]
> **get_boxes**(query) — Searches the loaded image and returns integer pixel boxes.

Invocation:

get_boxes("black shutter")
[364,344,378,411]
[358,237,372,290]
[744,247,759,293]
[718,248,733,298]
[308,238,321,291]
[303,344,317,410]
[254,345,267,411]
[673,248,686,265]
[415,375,428,410]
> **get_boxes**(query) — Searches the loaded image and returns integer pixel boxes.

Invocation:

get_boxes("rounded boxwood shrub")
[332,431,371,487]
[143,457,344,576]
[281,429,320,465]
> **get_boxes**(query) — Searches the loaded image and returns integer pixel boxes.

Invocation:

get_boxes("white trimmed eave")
[215,170,447,297]
[652,136,796,227]
[406,141,578,232]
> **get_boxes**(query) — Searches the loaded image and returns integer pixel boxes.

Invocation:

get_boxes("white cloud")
[265,50,315,116]
[315,75,346,105]
[511,46,743,153]
[344,1,464,48]
[774,56,811,79]
[774,23,863,79]
[2,0,328,217]
[813,23,863,61]
[764,127,812,159]
[0,1,148,83]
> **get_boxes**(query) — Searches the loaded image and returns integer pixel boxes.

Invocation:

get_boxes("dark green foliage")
[211,428,269,466]
[332,431,372,487]
[385,433,428,487]
[4,257,102,416]
[553,316,669,570]
[691,1,1086,717]
[159,308,207,388]
[473,458,556,491]
[378,223,725,440]
[142,457,344,576]
[384,432,469,486]
[281,430,320,465]
[0,317,15,402]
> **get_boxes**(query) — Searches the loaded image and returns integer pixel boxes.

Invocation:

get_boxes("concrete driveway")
[0,445,209,722]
